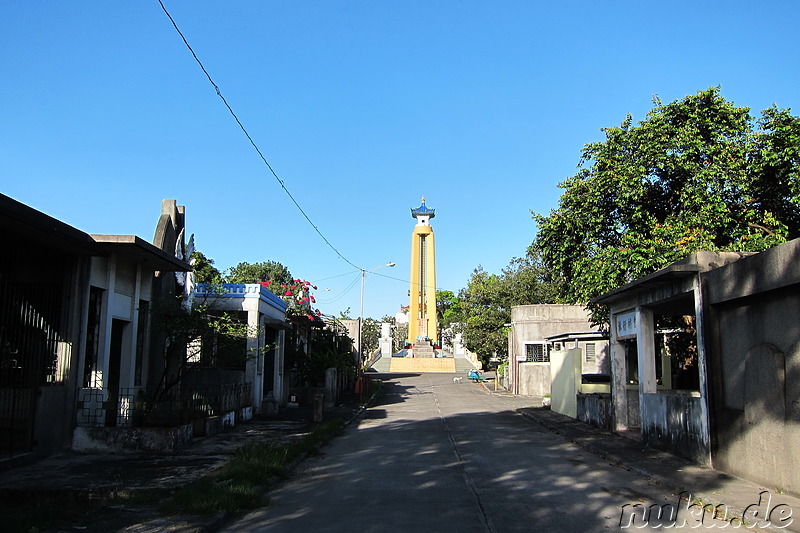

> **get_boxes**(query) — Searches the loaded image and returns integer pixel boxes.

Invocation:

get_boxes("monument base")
[389,357,456,373]
[410,342,436,358]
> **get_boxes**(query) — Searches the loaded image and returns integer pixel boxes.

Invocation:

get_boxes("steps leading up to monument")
[370,354,392,372]
[454,353,479,373]
[389,357,456,373]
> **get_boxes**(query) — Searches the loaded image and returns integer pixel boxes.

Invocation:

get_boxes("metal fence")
[76,382,253,428]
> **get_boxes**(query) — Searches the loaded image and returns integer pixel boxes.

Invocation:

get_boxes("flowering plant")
[263,279,322,321]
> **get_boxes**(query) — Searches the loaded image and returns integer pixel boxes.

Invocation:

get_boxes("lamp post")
[359,262,395,362]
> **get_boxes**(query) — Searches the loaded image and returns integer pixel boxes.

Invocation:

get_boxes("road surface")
[223,373,715,532]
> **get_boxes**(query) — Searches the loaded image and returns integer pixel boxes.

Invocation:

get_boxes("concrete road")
[223,373,715,532]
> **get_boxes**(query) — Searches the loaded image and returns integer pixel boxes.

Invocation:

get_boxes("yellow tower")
[408,197,438,353]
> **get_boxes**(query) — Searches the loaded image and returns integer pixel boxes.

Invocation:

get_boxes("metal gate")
[0,254,67,458]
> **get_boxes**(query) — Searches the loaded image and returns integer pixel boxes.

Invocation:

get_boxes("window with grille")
[525,343,549,363]
[585,343,596,363]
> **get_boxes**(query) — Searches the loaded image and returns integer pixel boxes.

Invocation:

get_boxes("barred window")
[525,343,549,363]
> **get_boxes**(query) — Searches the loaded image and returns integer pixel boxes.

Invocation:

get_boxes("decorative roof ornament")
[411,196,435,219]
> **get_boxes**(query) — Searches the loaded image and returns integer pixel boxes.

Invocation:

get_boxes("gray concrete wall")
[577,393,612,430]
[517,363,550,396]
[703,238,800,494]
[640,392,708,464]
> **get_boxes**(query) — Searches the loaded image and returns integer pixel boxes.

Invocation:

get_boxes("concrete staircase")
[369,354,392,372]
[454,353,479,373]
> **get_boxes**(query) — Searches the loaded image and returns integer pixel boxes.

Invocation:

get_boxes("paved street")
[224,373,704,532]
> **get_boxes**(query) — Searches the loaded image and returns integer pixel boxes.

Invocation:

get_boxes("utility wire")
[157,0,360,270]
[310,270,360,283]
[316,271,362,304]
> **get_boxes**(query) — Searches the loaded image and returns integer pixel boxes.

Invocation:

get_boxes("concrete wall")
[640,392,708,464]
[517,363,551,396]
[703,237,800,495]
[550,348,581,418]
[577,393,612,430]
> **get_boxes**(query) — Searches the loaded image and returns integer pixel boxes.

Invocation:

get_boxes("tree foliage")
[225,261,293,293]
[190,251,223,284]
[361,317,381,355]
[150,295,258,402]
[534,87,800,324]
[458,250,558,365]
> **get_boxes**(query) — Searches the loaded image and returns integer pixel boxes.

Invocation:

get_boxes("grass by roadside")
[164,417,344,515]
[0,417,345,533]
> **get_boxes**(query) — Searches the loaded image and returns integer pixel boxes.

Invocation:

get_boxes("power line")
[315,271,362,304]
[371,270,450,294]
[310,270,360,283]
[156,0,360,271]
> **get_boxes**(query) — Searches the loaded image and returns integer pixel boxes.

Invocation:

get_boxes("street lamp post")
[359,262,395,362]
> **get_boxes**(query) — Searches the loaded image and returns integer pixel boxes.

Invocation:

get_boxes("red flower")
[284,290,293,296]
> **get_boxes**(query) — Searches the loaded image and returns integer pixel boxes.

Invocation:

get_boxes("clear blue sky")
[2,1,799,320]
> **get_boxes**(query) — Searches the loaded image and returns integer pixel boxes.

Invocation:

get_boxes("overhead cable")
[156,0,360,270]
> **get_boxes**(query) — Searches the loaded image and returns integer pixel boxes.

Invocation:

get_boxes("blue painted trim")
[194,283,288,313]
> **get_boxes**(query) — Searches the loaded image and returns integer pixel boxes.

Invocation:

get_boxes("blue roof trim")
[194,283,288,312]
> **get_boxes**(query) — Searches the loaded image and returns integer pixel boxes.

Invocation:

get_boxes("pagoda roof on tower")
[411,198,435,219]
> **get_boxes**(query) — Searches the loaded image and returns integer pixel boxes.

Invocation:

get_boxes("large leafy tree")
[459,267,507,364]
[534,87,800,324]
[225,260,294,294]
[459,250,558,365]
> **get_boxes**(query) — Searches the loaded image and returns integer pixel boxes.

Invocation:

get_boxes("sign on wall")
[615,310,638,340]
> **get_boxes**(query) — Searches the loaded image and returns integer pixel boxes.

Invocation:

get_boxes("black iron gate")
[0,254,67,458]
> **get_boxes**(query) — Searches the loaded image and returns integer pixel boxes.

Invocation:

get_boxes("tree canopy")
[190,251,223,284]
[225,260,294,294]
[458,250,558,365]
[534,87,800,323]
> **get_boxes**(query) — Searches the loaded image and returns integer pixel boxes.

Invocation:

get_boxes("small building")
[593,251,746,465]
[0,194,190,461]
[507,305,608,396]
[593,243,800,495]
[192,283,289,414]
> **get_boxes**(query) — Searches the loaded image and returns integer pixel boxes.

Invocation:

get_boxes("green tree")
[500,249,562,306]
[458,267,508,366]
[458,250,560,365]
[190,251,223,284]
[436,289,463,349]
[534,87,800,324]
[436,290,461,328]
[225,261,293,294]
[361,317,381,355]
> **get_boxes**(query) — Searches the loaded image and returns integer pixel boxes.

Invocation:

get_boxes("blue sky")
[2,1,799,320]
